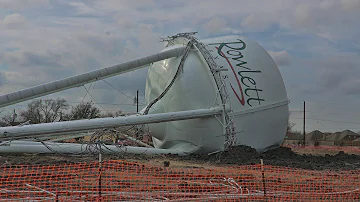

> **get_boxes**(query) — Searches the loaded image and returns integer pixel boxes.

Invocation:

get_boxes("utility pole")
[303,101,306,146]
[136,90,139,113]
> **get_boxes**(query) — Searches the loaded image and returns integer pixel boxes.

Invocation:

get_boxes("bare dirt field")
[0,146,359,171]
[0,146,359,201]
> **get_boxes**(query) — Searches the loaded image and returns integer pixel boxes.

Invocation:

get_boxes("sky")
[0,0,360,132]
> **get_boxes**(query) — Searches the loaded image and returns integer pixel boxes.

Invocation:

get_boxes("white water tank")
[144,35,289,153]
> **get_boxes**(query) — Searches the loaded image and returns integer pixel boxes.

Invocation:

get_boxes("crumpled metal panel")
[145,44,225,154]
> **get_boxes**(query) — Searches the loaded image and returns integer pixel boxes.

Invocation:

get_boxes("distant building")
[325,130,360,146]
[353,137,360,146]
[283,129,360,147]
[282,132,303,145]
[305,130,325,145]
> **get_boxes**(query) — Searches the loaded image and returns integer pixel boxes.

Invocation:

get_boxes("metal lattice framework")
[163,32,236,150]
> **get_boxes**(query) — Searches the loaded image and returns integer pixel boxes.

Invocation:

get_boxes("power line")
[308,111,360,116]
[305,101,360,115]
[291,109,360,117]
[68,101,145,106]
[67,82,95,121]
[291,117,360,125]
[102,79,145,105]
[289,100,360,117]
[82,85,109,113]
[306,100,359,107]
[102,79,133,99]
[3,102,145,107]
[290,108,360,117]
[306,109,326,131]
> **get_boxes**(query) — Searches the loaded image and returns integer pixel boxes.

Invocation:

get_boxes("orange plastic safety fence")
[0,160,359,201]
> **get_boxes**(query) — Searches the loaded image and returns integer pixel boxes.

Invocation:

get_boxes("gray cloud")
[0,13,27,29]
[0,71,7,87]
[68,2,99,16]
[342,79,360,95]
[202,17,228,33]
[300,54,360,96]
[341,0,360,11]
[1,0,360,131]
[268,50,292,66]
[0,0,49,10]
[292,2,360,42]
[0,9,163,106]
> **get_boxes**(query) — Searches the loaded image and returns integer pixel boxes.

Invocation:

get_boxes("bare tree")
[100,109,124,118]
[1,109,21,126]
[19,98,69,124]
[64,101,101,120]
[287,122,295,133]
[286,112,295,133]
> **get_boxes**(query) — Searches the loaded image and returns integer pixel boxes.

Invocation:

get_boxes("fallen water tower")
[0,32,289,155]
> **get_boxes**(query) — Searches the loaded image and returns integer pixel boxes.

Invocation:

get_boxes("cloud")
[342,79,360,95]
[241,13,280,32]
[0,10,163,109]
[294,4,311,27]
[0,0,49,10]
[0,71,7,87]
[299,53,360,95]
[68,2,100,16]
[0,0,359,131]
[268,50,292,66]
[202,17,228,33]
[1,13,26,29]
[341,0,360,11]
[291,1,360,42]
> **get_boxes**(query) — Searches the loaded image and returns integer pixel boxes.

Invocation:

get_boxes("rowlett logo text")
[209,40,265,107]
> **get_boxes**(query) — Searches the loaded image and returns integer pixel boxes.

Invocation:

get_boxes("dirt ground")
[0,146,360,171]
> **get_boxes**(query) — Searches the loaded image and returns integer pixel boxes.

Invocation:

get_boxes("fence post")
[98,144,102,201]
[303,101,306,146]
[261,159,267,201]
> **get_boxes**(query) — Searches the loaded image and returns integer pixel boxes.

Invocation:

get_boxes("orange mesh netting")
[0,160,359,201]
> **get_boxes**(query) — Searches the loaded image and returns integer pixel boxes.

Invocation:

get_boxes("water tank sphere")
[144,35,289,154]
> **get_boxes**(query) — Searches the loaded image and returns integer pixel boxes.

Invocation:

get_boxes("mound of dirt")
[0,146,359,171]
[172,145,360,171]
